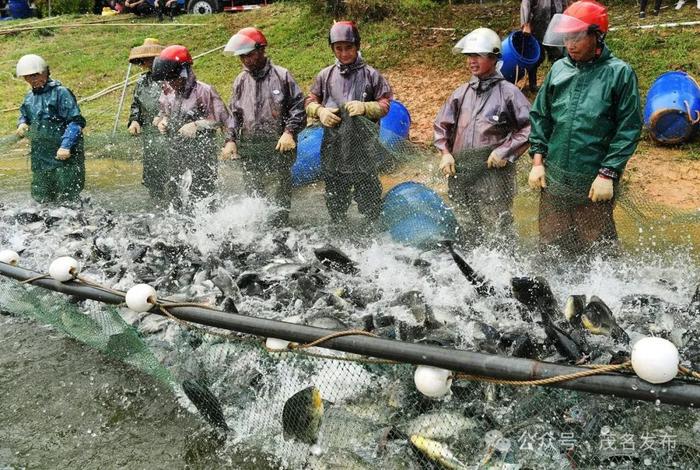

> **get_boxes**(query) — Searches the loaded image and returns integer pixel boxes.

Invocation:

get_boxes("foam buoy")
[48,256,80,282]
[414,365,452,397]
[631,337,679,384]
[125,284,157,312]
[0,249,19,265]
[265,337,291,350]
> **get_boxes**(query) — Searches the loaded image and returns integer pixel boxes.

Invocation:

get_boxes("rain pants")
[434,72,531,243]
[529,46,642,253]
[129,72,167,199]
[305,55,393,222]
[228,59,305,224]
[520,0,565,63]
[18,79,86,203]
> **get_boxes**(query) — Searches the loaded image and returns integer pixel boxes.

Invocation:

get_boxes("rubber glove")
[16,123,29,138]
[528,164,546,189]
[439,153,456,177]
[128,121,141,136]
[178,121,199,138]
[588,175,614,202]
[275,131,296,153]
[220,141,238,161]
[345,100,384,120]
[307,102,341,128]
[486,151,508,169]
[56,148,71,161]
[156,117,168,135]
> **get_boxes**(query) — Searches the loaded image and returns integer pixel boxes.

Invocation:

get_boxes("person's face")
[332,42,358,65]
[139,57,154,71]
[239,48,267,71]
[565,32,597,62]
[23,71,49,89]
[466,54,497,78]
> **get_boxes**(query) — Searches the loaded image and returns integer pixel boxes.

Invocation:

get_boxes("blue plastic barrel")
[644,71,700,145]
[500,31,541,84]
[291,126,324,187]
[379,100,411,150]
[381,181,459,248]
[8,0,33,19]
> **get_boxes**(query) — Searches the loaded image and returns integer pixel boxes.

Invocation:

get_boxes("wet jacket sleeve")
[492,87,532,161]
[369,70,393,118]
[57,87,85,149]
[128,86,141,126]
[305,73,324,110]
[203,86,231,130]
[283,71,306,136]
[528,71,553,157]
[433,88,461,154]
[600,67,642,174]
[18,99,29,126]
[520,0,532,25]
[226,76,243,142]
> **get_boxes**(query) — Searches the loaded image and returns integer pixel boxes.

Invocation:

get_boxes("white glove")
[439,153,456,177]
[486,151,508,169]
[56,148,71,161]
[178,122,199,139]
[528,164,546,189]
[16,123,29,138]
[588,175,614,202]
[220,141,238,161]
[157,117,168,135]
[128,121,141,136]
[275,132,296,152]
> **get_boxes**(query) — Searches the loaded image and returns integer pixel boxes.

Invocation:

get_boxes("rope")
[19,274,49,284]
[679,365,700,380]
[684,100,700,125]
[75,275,126,296]
[454,361,632,386]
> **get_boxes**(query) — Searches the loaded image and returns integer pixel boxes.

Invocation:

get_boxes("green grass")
[0,1,698,135]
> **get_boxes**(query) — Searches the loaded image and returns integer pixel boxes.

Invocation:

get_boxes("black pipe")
[1,262,699,408]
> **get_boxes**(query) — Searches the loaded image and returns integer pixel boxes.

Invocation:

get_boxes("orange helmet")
[152,45,193,81]
[543,1,609,46]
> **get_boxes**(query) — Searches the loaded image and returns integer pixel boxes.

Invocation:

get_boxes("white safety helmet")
[452,28,502,57]
[16,54,48,77]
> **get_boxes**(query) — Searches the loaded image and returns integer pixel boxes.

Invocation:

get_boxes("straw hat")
[129,38,166,63]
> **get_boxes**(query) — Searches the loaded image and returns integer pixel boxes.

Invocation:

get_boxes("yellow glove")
[275,132,296,153]
[128,121,141,136]
[56,148,71,161]
[345,101,384,120]
[156,117,168,135]
[307,102,341,128]
[220,141,238,161]
[528,164,546,189]
[439,153,456,177]
[588,175,614,202]
[345,100,366,117]
[178,122,199,139]
[16,123,29,138]
[486,151,508,169]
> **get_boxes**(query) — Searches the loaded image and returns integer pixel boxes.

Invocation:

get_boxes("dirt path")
[385,65,700,211]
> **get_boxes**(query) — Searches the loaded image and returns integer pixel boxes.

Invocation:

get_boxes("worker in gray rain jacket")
[152,45,232,205]
[528,1,642,256]
[521,0,565,91]
[222,27,305,226]
[16,54,86,204]
[305,21,393,225]
[434,28,531,246]
[127,38,166,200]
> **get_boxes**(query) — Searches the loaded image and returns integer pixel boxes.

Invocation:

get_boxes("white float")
[265,337,291,350]
[0,249,19,265]
[414,365,453,398]
[631,337,679,384]
[48,256,80,282]
[125,284,157,312]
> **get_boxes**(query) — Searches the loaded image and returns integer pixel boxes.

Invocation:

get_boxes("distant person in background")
[520,0,565,92]
[434,28,531,246]
[222,27,306,226]
[639,0,663,17]
[125,0,155,16]
[15,54,86,203]
[127,38,167,200]
[674,0,700,11]
[155,0,178,20]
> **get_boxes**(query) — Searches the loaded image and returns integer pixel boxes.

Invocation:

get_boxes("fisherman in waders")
[152,45,232,206]
[222,27,305,226]
[520,0,565,92]
[15,54,86,204]
[305,21,393,226]
[434,28,531,247]
[528,1,642,257]
[127,38,167,201]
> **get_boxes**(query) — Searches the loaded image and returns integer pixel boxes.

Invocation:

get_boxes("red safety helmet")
[543,1,609,47]
[152,45,193,81]
[329,21,360,48]
[224,27,268,56]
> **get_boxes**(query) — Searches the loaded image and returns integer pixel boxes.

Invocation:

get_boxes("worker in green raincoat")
[127,38,167,200]
[528,1,642,256]
[16,54,86,203]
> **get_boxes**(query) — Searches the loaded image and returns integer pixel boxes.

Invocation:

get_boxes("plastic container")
[8,0,32,19]
[379,100,411,150]
[644,71,700,145]
[381,182,458,248]
[291,126,324,187]
[500,31,541,83]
